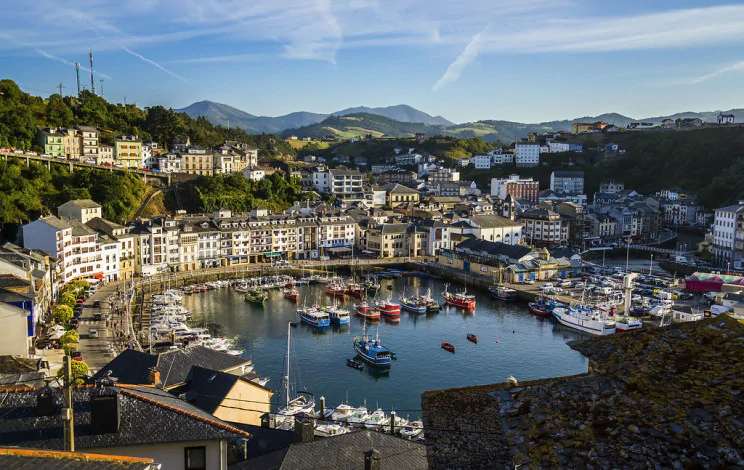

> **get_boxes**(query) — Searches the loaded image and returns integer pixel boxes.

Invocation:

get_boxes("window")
[185,446,206,470]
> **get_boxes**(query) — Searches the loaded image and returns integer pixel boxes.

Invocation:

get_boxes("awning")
[264,252,282,258]
[93,273,104,280]
[327,247,352,253]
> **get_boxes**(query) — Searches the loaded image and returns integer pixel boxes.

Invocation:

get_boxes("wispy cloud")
[165,53,271,65]
[433,26,489,91]
[282,0,343,64]
[434,4,744,88]
[683,61,744,84]
[120,46,188,82]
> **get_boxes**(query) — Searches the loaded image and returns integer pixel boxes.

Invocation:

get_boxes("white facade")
[99,237,121,283]
[0,303,30,358]
[458,158,471,167]
[712,202,744,267]
[548,141,570,153]
[395,154,422,165]
[312,168,330,192]
[471,155,492,169]
[158,154,182,173]
[328,168,364,200]
[242,168,266,181]
[515,143,540,167]
[58,200,102,224]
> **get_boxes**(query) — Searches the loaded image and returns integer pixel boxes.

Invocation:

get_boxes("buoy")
[495,339,499,343]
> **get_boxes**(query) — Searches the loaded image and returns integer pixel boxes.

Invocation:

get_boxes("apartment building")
[98,144,114,165]
[86,217,135,281]
[515,143,540,167]
[711,201,744,267]
[365,224,429,258]
[386,184,420,208]
[550,171,584,195]
[520,208,569,245]
[158,153,183,173]
[491,174,540,204]
[59,128,82,160]
[114,135,143,168]
[181,146,213,176]
[428,168,460,184]
[329,168,364,201]
[35,128,64,157]
[77,125,99,159]
[58,199,102,224]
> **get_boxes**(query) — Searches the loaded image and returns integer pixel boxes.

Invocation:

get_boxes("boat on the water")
[276,323,316,429]
[315,423,348,437]
[355,301,381,321]
[346,358,364,370]
[551,305,616,335]
[441,283,476,310]
[353,325,392,366]
[365,408,390,430]
[325,280,347,298]
[346,283,364,298]
[296,305,331,327]
[399,290,427,313]
[284,288,299,302]
[529,301,551,317]
[326,302,351,325]
[489,285,518,302]
[245,289,268,304]
[331,404,355,422]
[371,297,401,318]
[441,342,455,353]
[466,333,478,344]
[400,421,424,439]
[346,406,370,426]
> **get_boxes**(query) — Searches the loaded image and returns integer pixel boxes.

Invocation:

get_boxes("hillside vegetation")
[0,79,295,157]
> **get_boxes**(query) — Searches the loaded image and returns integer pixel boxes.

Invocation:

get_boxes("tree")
[60,330,79,345]
[53,305,74,324]
[58,293,77,309]
[57,359,89,386]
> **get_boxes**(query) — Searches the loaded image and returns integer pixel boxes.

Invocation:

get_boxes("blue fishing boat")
[297,305,330,327]
[324,299,350,325]
[399,290,427,314]
[353,325,392,366]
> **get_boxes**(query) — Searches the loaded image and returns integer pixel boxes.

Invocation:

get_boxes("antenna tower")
[75,63,81,96]
[89,50,96,95]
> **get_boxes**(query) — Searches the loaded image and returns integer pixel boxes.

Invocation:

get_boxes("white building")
[0,302,30,358]
[158,153,182,173]
[515,143,540,167]
[395,154,422,165]
[458,158,471,167]
[328,168,364,201]
[242,167,266,181]
[711,201,744,267]
[58,199,102,224]
[98,234,121,283]
[548,141,570,153]
[550,171,584,194]
[311,166,330,192]
[452,214,523,245]
[470,155,492,169]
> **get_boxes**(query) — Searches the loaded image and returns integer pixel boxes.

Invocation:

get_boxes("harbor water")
[182,276,589,417]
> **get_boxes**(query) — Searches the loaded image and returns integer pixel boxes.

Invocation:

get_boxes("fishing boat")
[325,280,347,298]
[331,403,355,422]
[284,288,299,302]
[296,305,330,327]
[326,300,351,325]
[441,342,455,353]
[361,275,381,294]
[315,423,348,437]
[528,300,551,317]
[614,315,643,333]
[371,297,400,318]
[244,289,268,304]
[353,325,392,366]
[466,333,478,344]
[346,406,370,427]
[400,421,424,439]
[346,358,364,370]
[551,305,616,336]
[365,408,390,430]
[399,290,427,313]
[489,285,518,302]
[355,301,381,321]
[441,283,476,310]
[346,283,364,298]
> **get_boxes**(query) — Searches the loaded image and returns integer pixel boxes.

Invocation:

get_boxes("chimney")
[148,368,161,386]
[364,450,380,470]
[294,417,314,443]
[90,392,121,434]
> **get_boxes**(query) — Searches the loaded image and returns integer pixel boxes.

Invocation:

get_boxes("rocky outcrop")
[422,316,744,469]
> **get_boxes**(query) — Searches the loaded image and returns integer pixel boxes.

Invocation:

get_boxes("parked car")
[678,292,693,300]
[540,283,554,290]
[93,300,102,308]
[55,155,66,159]
[523,279,535,285]
[93,312,102,321]
[41,153,51,157]
[70,350,82,361]
[25,151,37,156]
[88,329,99,338]
[114,163,125,168]
[84,159,96,164]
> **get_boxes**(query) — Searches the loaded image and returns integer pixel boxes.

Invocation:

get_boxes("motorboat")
[315,423,348,437]
[466,333,478,344]
[331,404,355,422]
[399,291,427,313]
[355,301,381,321]
[551,306,616,336]
[346,358,364,370]
[325,280,347,298]
[614,315,643,333]
[346,283,364,298]
[353,326,392,366]
[441,283,476,310]
[400,421,424,439]
[326,303,351,325]
[284,288,299,302]
[245,289,268,304]
[371,298,400,318]
[364,408,390,430]
[346,406,370,426]
[489,285,518,302]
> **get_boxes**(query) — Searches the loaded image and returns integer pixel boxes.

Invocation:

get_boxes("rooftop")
[0,448,156,470]
[61,199,102,210]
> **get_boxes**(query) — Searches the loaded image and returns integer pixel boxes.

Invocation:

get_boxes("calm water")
[182,277,589,417]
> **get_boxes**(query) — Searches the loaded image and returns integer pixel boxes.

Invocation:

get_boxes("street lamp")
[650,254,653,276]
[727,261,731,275]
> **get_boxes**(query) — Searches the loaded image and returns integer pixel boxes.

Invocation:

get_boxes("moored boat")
[441,283,476,310]
[355,301,381,321]
[371,298,400,318]
[489,285,518,302]
[315,423,348,437]
[331,404,355,422]
[346,283,364,298]
[399,291,427,313]
[400,420,424,439]
[364,408,390,430]
[466,333,478,344]
[296,305,331,327]
[346,358,364,370]
[326,301,351,325]
[614,315,643,333]
[245,289,268,304]
[346,406,370,426]
[528,301,551,317]
[325,280,347,298]
[353,327,392,366]
[284,288,299,302]
[551,306,616,336]
[441,342,455,353]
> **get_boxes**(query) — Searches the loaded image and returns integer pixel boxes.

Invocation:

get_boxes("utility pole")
[89,50,96,96]
[58,82,64,96]
[62,355,75,452]
[75,63,81,96]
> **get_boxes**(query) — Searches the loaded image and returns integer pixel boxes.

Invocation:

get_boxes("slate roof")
[386,183,419,194]
[455,238,532,261]
[467,214,521,229]
[378,223,409,234]
[237,429,426,470]
[0,274,31,289]
[0,448,156,470]
[0,372,46,390]
[63,199,101,209]
[93,346,251,389]
[0,385,248,450]
[0,356,42,374]
[184,365,242,414]
[38,216,73,231]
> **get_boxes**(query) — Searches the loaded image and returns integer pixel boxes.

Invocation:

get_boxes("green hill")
[280,113,439,140]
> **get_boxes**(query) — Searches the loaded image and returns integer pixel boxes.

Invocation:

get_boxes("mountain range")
[176,100,744,143]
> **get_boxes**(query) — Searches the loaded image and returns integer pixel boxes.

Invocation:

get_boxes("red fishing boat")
[441,342,455,353]
[466,333,478,344]
[346,283,364,298]
[325,280,347,298]
[371,298,401,318]
[528,301,550,317]
[441,283,476,310]
[355,301,380,320]
[284,288,299,302]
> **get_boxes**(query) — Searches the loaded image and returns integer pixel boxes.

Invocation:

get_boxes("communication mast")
[89,50,96,95]
[75,63,81,96]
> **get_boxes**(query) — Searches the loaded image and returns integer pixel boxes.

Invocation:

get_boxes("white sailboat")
[276,322,316,429]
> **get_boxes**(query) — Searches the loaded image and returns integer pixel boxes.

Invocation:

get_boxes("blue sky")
[1,0,743,124]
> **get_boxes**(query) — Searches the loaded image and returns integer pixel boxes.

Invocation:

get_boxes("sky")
[1,0,744,124]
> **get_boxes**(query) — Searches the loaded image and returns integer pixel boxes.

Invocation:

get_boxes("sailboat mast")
[285,321,291,407]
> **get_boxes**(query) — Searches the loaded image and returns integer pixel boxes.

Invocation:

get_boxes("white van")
[540,283,554,290]
[654,291,672,301]
[595,287,612,295]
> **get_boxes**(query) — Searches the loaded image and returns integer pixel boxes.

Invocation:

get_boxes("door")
[463,261,470,272]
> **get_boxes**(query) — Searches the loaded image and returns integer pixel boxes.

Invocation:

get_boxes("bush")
[53,305,74,324]
[57,359,89,386]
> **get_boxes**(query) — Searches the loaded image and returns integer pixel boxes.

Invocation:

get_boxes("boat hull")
[354,342,391,366]
[400,302,427,313]
[551,309,616,335]
[442,296,475,309]
[528,302,551,317]
[297,312,330,327]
